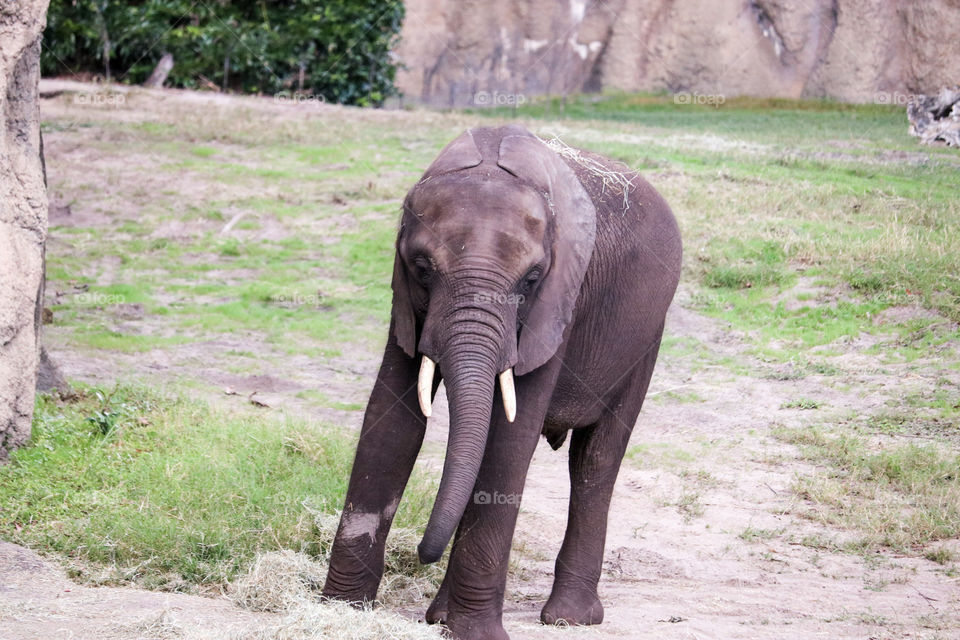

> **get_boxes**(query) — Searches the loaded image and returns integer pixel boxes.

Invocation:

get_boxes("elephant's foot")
[445,614,510,640]
[320,586,376,606]
[321,566,379,605]
[425,583,449,624]
[540,587,604,626]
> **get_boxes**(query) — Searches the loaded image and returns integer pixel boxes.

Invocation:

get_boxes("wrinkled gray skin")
[323,125,681,640]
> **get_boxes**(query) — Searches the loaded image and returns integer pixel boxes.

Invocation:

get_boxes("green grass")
[476,92,960,154]
[190,145,218,158]
[626,441,695,468]
[774,426,960,551]
[780,398,822,410]
[924,547,956,565]
[44,111,424,370]
[739,526,786,543]
[44,90,960,373]
[68,328,190,353]
[0,387,435,590]
[701,238,789,290]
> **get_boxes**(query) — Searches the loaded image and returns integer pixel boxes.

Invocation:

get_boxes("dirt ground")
[2,82,958,640]
[0,542,274,640]
[6,300,956,639]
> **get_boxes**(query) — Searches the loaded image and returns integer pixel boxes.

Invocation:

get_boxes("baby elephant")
[323,125,681,640]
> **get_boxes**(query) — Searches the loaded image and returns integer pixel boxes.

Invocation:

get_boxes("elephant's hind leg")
[542,331,664,626]
[540,423,629,626]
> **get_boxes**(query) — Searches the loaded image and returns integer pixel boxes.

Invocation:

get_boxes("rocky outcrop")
[395,0,960,105]
[396,0,610,106]
[1,1,50,460]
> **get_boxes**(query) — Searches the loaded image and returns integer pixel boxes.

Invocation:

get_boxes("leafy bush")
[42,0,404,106]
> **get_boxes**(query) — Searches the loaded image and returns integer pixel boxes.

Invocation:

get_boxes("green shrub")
[42,0,404,106]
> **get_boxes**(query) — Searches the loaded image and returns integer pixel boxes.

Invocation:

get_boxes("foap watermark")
[474,91,527,107]
[270,292,325,307]
[473,292,525,306]
[73,92,126,107]
[873,91,923,107]
[74,291,125,305]
[274,91,327,106]
[474,490,522,506]
[674,91,725,106]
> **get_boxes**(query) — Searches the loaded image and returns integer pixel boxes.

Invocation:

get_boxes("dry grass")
[225,509,446,640]
[231,551,327,613]
[229,550,443,640]
[233,600,444,640]
[776,426,960,551]
[540,135,636,213]
[304,509,446,607]
[108,610,191,640]
[126,610,185,639]
[115,598,444,640]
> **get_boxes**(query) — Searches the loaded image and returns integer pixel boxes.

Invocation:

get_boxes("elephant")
[322,124,681,640]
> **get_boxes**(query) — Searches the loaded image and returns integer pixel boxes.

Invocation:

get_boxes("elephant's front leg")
[442,359,563,640]
[323,334,430,603]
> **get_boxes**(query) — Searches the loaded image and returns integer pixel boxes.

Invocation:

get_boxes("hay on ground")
[231,550,326,613]
[234,599,444,640]
[305,508,445,606]
[113,609,185,639]
[228,511,448,640]
[230,550,443,640]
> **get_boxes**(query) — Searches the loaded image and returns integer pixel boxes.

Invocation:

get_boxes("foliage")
[42,0,404,105]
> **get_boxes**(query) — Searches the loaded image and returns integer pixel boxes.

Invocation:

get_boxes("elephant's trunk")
[417,307,504,564]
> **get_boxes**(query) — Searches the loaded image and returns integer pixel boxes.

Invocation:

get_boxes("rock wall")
[395,0,960,105]
[1,1,50,460]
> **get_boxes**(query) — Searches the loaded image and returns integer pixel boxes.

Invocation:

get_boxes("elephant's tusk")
[418,356,436,418]
[499,368,516,423]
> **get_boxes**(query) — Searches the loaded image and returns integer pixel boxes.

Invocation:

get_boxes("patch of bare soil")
[0,542,275,639]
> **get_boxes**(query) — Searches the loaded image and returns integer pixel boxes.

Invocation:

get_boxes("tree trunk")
[0,0,51,461]
[144,53,174,89]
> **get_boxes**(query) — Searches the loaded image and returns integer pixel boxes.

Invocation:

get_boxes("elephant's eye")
[412,255,434,285]
[519,266,542,293]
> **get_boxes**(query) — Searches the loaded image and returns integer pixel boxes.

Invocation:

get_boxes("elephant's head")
[392,126,596,563]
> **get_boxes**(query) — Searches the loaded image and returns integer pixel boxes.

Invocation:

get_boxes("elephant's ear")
[420,129,483,179]
[391,224,417,358]
[497,134,597,376]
